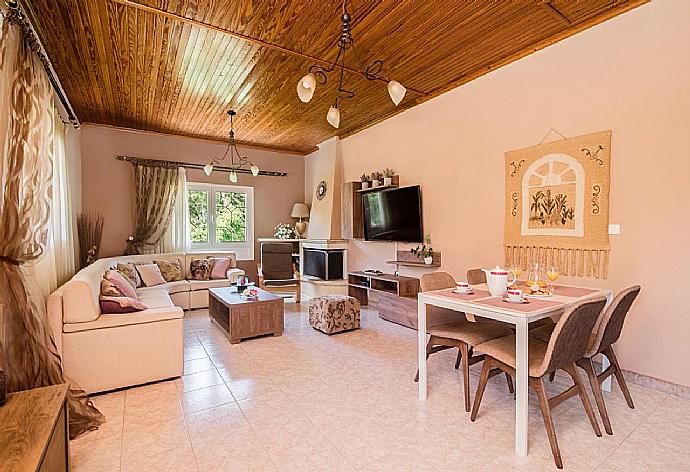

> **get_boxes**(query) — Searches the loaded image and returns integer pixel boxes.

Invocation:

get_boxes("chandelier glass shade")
[204,110,259,180]
[296,0,406,128]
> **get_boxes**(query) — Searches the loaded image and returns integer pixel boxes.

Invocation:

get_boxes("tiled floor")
[71,303,690,471]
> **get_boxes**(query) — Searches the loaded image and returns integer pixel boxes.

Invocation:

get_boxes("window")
[187,183,254,260]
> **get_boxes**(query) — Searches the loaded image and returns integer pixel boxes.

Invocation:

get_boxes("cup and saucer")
[503,288,528,304]
[453,282,473,295]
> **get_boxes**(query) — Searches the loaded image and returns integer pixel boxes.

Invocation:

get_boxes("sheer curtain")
[30,108,78,296]
[160,167,188,253]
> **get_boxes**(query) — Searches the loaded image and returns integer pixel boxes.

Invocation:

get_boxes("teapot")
[482,266,517,297]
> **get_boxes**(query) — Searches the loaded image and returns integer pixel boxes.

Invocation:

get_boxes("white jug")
[482,266,517,298]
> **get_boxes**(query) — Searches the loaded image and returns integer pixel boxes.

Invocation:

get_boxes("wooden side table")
[209,287,284,344]
[0,383,70,472]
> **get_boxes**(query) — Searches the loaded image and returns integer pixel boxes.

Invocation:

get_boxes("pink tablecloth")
[433,288,491,301]
[552,285,599,298]
[473,296,564,313]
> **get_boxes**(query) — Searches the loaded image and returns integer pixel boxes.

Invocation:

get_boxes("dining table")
[417,282,613,457]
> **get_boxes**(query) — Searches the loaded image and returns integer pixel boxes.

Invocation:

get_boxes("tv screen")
[362,186,423,242]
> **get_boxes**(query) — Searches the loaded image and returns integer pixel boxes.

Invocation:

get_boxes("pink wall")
[328,0,690,386]
[80,125,306,276]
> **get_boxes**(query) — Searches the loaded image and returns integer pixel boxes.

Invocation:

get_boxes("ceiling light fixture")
[296,0,407,128]
[203,110,259,180]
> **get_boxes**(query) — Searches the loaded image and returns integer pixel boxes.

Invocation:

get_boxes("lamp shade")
[297,73,317,103]
[387,80,406,106]
[203,162,214,176]
[291,203,310,219]
[326,105,340,128]
[250,164,260,177]
[229,170,238,183]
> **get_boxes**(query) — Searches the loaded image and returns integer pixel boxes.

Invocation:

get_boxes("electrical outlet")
[608,224,621,235]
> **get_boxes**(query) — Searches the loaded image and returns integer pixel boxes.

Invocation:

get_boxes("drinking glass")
[546,266,560,293]
[510,264,522,287]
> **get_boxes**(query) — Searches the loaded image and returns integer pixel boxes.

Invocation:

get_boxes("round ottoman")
[308,295,361,335]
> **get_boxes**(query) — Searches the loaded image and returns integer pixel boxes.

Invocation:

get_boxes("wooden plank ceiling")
[25,0,646,154]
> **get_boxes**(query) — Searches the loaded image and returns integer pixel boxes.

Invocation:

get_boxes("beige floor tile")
[121,417,191,459]
[179,383,235,414]
[358,451,436,472]
[120,442,198,472]
[185,402,251,442]
[70,433,122,472]
[184,356,217,375]
[175,368,224,393]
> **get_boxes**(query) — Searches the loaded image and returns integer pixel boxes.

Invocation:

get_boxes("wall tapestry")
[504,130,611,278]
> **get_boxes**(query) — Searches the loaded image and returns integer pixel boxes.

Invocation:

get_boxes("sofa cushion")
[188,279,234,291]
[101,277,124,297]
[137,290,175,309]
[105,269,138,299]
[155,259,184,282]
[136,280,191,296]
[189,259,212,280]
[137,263,167,287]
[116,262,142,288]
[99,296,148,314]
[63,280,101,323]
[63,306,183,333]
[209,257,232,280]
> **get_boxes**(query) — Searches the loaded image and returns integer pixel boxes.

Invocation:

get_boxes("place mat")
[552,285,599,298]
[433,288,491,301]
[473,296,564,313]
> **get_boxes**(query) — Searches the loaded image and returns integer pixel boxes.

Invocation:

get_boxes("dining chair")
[531,286,641,435]
[414,272,514,412]
[257,242,301,302]
[471,297,607,469]
[466,268,486,285]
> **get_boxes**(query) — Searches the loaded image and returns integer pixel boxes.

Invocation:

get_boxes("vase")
[371,179,380,187]
[361,181,369,190]
[424,256,433,265]
[384,177,393,186]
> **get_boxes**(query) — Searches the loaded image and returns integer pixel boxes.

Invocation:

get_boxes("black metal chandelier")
[296,0,406,129]
[203,110,259,182]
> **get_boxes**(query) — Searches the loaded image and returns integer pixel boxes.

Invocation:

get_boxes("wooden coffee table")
[208,287,284,344]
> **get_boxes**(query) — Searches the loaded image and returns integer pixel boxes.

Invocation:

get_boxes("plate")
[503,297,529,304]
[525,292,553,299]
[453,289,474,295]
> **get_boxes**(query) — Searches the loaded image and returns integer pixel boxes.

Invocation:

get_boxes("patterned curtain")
[0,11,104,437]
[125,164,180,254]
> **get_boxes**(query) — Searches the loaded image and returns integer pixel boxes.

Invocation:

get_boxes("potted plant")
[360,173,370,190]
[411,233,434,265]
[371,171,383,187]
[383,168,396,186]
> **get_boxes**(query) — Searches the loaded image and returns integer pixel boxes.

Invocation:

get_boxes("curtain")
[29,108,78,296]
[160,167,188,253]
[0,10,104,437]
[125,164,179,255]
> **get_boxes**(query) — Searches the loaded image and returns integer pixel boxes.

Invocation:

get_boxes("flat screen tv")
[362,186,423,242]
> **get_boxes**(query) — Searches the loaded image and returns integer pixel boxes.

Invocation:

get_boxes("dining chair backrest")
[466,269,486,285]
[420,272,456,292]
[260,243,295,280]
[586,285,641,357]
[537,297,608,377]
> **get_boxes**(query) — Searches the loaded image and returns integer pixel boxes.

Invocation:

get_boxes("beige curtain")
[125,164,179,254]
[160,167,188,253]
[0,11,104,437]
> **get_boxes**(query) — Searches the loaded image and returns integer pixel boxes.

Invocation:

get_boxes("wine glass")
[546,266,560,293]
[510,264,522,288]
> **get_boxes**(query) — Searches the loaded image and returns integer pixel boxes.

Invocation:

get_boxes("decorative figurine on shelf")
[274,223,296,239]
[411,233,434,265]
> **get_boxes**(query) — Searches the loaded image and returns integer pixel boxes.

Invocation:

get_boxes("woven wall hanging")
[504,130,612,278]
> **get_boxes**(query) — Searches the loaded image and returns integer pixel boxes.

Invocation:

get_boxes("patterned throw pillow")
[154,259,183,282]
[189,259,212,280]
[99,296,147,314]
[116,262,142,288]
[136,263,167,287]
[104,269,138,299]
[101,277,124,297]
[209,257,232,280]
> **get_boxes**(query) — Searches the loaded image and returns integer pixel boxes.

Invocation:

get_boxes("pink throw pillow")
[105,269,138,299]
[100,296,147,314]
[210,257,232,280]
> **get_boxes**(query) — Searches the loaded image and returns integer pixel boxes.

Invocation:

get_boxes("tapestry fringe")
[504,245,609,279]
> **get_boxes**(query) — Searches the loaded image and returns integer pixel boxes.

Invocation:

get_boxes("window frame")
[186,182,255,260]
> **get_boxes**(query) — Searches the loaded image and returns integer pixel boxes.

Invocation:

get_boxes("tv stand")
[347,271,457,330]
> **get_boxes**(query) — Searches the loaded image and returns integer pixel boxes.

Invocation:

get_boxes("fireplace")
[303,248,344,281]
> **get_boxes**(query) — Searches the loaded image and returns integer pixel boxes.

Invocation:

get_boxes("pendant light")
[296,0,407,128]
[203,110,260,179]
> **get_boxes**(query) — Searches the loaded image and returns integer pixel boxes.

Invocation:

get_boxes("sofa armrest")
[46,293,64,356]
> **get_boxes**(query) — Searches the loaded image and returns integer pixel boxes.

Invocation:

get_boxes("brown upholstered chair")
[531,286,641,435]
[471,297,607,469]
[415,272,514,412]
[257,242,301,303]
[466,268,486,285]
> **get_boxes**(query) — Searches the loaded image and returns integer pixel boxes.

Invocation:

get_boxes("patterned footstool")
[308,295,361,335]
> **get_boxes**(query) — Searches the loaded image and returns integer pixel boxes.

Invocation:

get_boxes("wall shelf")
[356,184,396,193]
[387,250,441,268]
[386,260,441,268]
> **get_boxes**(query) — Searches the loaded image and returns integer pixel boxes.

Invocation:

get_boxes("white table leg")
[418,296,428,401]
[515,318,529,457]
[602,291,613,392]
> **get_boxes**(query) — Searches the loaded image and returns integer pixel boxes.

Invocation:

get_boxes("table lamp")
[291,203,310,238]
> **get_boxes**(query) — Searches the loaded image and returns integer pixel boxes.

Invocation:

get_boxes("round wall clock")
[316,180,327,201]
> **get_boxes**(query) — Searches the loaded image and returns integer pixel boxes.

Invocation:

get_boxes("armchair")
[257,242,301,303]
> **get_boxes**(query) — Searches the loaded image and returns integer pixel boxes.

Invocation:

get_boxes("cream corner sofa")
[48,251,243,394]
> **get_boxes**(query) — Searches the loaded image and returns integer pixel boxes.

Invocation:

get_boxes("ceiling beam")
[110,0,429,97]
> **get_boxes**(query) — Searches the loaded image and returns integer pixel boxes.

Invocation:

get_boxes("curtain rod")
[115,155,288,177]
[5,1,79,128]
